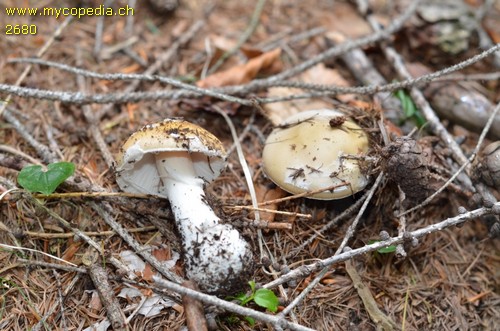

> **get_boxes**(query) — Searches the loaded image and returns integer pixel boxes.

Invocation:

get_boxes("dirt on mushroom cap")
[117,118,226,162]
[115,118,228,196]
[262,109,370,200]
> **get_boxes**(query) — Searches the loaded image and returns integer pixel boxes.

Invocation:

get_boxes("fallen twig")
[228,205,312,219]
[263,202,499,290]
[1,109,58,164]
[76,46,115,168]
[22,226,156,239]
[84,249,127,330]
[0,16,72,117]
[91,202,185,284]
[127,278,315,331]
[345,259,398,331]
[97,19,204,119]
[208,0,266,74]
[399,100,500,217]
[279,173,384,317]
[6,42,499,107]
[182,281,208,331]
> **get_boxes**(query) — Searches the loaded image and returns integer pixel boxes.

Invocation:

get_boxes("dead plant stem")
[208,0,266,74]
[399,101,500,217]
[345,260,397,331]
[26,195,138,280]
[1,109,58,164]
[263,202,499,290]
[127,277,315,331]
[0,16,72,117]
[279,173,384,317]
[97,20,204,119]
[90,202,185,284]
[23,226,157,239]
[6,42,499,107]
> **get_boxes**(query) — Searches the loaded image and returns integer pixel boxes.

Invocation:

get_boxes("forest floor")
[1,0,499,330]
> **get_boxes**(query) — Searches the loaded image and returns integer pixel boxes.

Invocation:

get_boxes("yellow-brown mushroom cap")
[115,118,227,196]
[262,109,369,200]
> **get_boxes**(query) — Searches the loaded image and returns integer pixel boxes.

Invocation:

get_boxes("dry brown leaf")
[318,1,372,39]
[197,48,282,88]
[61,240,82,262]
[253,185,288,223]
[89,290,103,313]
[121,63,141,74]
[484,16,500,43]
[142,247,173,281]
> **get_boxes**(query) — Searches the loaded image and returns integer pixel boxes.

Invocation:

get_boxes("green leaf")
[394,89,426,127]
[369,240,397,254]
[234,293,248,301]
[17,162,75,195]
[253,288,279,312]
[234,292,252,306]
[248,280,256,293]
[377,245,397,253]
[244,316,255,326]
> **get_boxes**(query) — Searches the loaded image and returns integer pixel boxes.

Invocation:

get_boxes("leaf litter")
[0,1,499,330]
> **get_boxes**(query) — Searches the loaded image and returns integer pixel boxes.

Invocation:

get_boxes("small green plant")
[368,240,397,254]
[394,89,426,128]
[228,280,279,326]
[17,162,75,195]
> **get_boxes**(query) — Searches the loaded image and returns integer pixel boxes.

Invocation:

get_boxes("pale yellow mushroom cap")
[262,109,369,200]
[115,118,227,196]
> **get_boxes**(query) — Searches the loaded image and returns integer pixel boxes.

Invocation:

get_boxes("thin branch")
[263,202,499,290]
[243,43,500,95]
[278,173,384,317]
[128,278,315,331]
[399,100,500,217]
[286,188,369,259]
[228,205,312,219]
[0,243,77,267]
[249,0,421,84]
[366,15,469,168]
[23,226,156,239]
[0,144,43,165]
[6,42,498,107]
[5,59,253,106]
[208,0,266,74]
[90,202,185,284]
[25,195,138,280]
[0,16,72,117]
[76,46,115,168]
[17,259,87,274]
[1,108,58,164]
[97,19,204,119]
[345,260,397,330]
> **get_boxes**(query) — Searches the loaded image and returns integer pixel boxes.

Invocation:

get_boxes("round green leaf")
[377,245,397,254]
[253,288,279,313]
[17,162,75,195]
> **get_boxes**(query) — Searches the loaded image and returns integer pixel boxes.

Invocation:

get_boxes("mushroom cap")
[115,118,227,196]
[262,109,369,200]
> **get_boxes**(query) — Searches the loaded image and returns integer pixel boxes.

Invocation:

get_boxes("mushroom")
[262,109,369,200]
[115,118,253,294]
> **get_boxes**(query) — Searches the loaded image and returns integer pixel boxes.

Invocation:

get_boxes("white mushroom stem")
[155,152,252,293]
